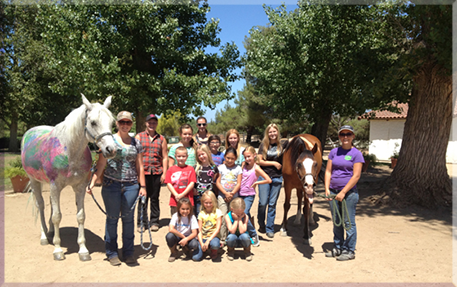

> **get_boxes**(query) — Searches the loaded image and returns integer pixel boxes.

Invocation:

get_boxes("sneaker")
[210,249,218,260]
[124,255,138,265]
[109,256,121,266]
[151,225,159,232]
[325,248,342,258]
[251,235,260,247]
[266,232,274,238]
[336,250,355,261]
[258,226,266,234]
[168,253,177,262]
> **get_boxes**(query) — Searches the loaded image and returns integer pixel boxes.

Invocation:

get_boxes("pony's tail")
[26,191,39,225]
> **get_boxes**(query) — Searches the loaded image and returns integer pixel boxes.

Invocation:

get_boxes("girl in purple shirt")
[324,125,364,261]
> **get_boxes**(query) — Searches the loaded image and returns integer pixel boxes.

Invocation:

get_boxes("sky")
[201,2,298,122]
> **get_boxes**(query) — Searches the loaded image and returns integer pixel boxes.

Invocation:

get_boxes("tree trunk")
[311,110,332,149]
[390,62,452,207]
[9,114,18,152]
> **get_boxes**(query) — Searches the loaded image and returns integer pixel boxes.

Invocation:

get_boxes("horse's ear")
[311,143,318,154]
[81,94,92,110]
[103,96,112,108]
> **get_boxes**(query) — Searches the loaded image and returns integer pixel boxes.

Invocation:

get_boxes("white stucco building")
[360,103,457,163]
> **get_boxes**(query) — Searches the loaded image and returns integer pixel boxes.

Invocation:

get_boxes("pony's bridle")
[295,165,316,188]
[84,109,113,145]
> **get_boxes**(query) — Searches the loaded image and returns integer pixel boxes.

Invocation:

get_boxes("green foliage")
[34,2,242,120]
[363,153,377,166]
[157,111,182,137]
[4,157,27,178]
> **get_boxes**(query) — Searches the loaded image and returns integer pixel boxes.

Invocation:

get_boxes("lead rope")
[138,196,153,251]
[316,193,351,231]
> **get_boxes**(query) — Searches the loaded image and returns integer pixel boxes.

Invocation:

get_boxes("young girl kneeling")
[195,191,222,261]
[165,198,199,262]
[225,197,252,261]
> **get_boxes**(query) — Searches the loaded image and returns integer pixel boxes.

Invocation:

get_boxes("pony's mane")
[286,136,306,166]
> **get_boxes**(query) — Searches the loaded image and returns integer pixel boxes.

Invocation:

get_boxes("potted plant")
[391,151,399,169]
[362,153,376,172]
[5,157,30,193]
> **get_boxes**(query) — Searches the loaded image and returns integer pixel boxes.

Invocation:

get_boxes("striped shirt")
[137,131,165,175]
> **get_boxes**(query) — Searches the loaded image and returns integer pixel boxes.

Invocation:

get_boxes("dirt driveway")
[2,165,454,285]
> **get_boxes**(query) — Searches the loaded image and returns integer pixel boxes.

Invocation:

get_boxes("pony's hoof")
[293,219,301,226]
[79,253,91,261]
[303,238,312,245]
[280,229,288,237]
[53,252,65,261]
[40,239,49,245]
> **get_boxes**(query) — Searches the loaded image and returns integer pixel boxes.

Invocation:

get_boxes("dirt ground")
[2,164,454,284]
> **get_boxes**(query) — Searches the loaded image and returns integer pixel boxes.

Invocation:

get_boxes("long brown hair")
[177,197,193,222]
[179,123,197,149]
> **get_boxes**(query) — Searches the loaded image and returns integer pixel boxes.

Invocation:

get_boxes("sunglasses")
[197,123,207,127]
[118,120,133,125]
[339,132,353,137]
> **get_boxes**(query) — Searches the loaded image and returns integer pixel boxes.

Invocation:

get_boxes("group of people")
[86,112,364,266]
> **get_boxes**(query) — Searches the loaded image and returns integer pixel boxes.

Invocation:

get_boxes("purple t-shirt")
[328,147,364,190]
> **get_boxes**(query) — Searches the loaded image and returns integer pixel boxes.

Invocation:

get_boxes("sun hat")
[338,125,355,134]
[117,111,133,121]
[145,114,158,121]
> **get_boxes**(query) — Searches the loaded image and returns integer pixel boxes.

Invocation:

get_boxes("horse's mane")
[53,102,113,146]
[285,136,306,166]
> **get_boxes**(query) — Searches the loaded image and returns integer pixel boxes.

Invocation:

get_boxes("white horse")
[21,95,117,261]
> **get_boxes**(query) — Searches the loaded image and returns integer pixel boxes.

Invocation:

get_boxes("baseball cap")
[338,125,355,134]
[145,114,158,121]
[117,111,133,121]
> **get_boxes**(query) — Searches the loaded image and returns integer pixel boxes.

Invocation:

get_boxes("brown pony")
[280,134,322,245]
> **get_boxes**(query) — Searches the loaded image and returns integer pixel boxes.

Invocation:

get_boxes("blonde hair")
[243,146,258,164]
[195,144,216,171]
[261,123,283,158]
[225,129,244,158]
[230,197,245,211]
[200,190,217,214]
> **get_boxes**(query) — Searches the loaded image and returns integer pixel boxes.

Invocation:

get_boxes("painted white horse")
[21,95,117,261]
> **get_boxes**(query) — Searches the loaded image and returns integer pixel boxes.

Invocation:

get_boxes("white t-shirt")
[169,212,199,237]
[218,164,242,199]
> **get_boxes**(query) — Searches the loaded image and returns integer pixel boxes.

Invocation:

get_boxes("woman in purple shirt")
[324,125,364,261]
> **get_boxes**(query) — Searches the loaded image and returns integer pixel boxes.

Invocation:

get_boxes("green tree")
[36,1,241,132]
[156,111,182,137]
[245,4,404,146]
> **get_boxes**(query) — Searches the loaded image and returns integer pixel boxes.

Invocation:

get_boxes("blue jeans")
[165,232,199,257]
[257,176,282,233]
[329,188,359,253]
[193,195,201,218]
[226,233,251,248]
[102,178,139,259]
[193,237,220,261]
[239,195,258,238]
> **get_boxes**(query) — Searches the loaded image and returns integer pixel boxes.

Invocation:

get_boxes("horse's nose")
[106,146,112,154]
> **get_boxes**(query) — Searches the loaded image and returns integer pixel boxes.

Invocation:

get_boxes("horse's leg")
[280,182,292,237]
[31,179,49,245]
[73,182,91,261]
[303,197,312,245]
[294,188,303,225]
[49,183,65,260]
[309,202,315,226]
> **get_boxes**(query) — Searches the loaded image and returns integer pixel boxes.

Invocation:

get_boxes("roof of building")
[359,102,408,120]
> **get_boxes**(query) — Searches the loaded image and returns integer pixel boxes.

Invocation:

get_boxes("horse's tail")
[26,191,39,225]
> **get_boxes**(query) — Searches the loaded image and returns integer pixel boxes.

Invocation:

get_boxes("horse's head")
[295,143,319,204]
[82,94,117,159]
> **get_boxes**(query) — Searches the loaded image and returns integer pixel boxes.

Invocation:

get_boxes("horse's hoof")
[79,253,91,261]
[280,229,288,237]
[293,220,301,226]
[53,252,66,261]
[40,239,49,245]
[304,238,312,245]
